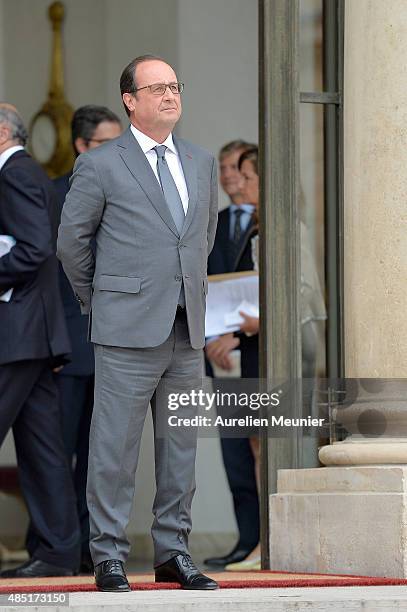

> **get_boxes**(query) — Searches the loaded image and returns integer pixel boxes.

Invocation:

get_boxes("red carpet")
[1,571,407,593]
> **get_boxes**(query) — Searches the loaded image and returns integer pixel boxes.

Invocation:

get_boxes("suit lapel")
[116,128,179,237]
[174,136,198,239]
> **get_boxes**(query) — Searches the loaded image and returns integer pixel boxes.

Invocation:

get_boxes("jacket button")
[174,274,182,281]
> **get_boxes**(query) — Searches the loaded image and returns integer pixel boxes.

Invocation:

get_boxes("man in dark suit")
[204,140,260,568]
[53,106,122,573]
[0,104,81,577]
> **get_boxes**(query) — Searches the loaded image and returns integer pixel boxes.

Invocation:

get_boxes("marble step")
[4,586,407,612]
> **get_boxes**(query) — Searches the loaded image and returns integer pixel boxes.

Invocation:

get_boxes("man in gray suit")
[57,55,219,592]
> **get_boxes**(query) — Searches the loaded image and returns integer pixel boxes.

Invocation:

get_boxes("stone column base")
[319,439,407,465]
[269,466,407,577]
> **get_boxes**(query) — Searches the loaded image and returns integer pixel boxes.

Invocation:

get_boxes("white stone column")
[342,1,407,380]
[270,0,407,577]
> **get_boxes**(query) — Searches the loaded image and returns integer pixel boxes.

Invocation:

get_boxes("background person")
[25,105,122,575]
[206,140,257,370]
[224,146,327,571]
[225,146,261,570]
[54,105,121,573]
[204,140,260,570]
[0,104,80,578]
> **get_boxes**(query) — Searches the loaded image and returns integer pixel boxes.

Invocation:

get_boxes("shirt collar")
[230,202,255,215]
[130,124,177,155]
[0,145,24,172]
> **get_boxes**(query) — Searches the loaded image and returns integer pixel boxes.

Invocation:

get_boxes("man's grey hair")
[0,105,28,146]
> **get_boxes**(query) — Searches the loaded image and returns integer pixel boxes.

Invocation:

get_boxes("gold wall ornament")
[29,1,74,178]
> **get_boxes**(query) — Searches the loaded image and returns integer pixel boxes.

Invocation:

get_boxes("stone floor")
[2,586,407,611]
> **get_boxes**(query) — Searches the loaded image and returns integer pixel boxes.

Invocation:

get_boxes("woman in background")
[225,146,327,570]
[223,148,261,570]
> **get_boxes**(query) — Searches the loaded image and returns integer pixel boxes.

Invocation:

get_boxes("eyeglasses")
[132,82,184,96]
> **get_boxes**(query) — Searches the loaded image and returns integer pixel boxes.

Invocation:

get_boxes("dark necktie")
[233,208,244,246]
[154,145,185,234]
[154,145,185,307]
[231,208,244,263]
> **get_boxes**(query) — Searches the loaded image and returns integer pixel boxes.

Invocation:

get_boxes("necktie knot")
[154,145,167,161]
[235,208,244,219]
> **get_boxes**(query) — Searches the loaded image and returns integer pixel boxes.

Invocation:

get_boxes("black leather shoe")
[204,545,254,567]
[0,558,74,578]
[155,553,218,590]
[95,559,131,592]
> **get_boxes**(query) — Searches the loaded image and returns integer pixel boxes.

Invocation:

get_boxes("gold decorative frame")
[29,2,74,178]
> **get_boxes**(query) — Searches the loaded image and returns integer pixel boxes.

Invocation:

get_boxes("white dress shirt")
[130,124,189,214]
[0,145,24,172]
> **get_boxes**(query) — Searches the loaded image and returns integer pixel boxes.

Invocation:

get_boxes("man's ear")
[0,124,10,145]
[122,93,136,114]
[74,137,88,154]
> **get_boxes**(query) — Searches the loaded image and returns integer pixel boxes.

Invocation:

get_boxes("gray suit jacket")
[57,127,218,350]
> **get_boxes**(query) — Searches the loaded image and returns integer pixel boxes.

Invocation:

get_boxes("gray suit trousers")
[87,311,203,566]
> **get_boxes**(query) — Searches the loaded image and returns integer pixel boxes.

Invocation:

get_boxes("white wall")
[178,0,258,209]
[2,0,107,126]
[104,0,179,120]
[0,0,261,549]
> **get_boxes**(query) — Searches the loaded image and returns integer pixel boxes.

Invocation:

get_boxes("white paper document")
[224,299,259,327]
[0,235,16,302]
[205,272,259,337]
